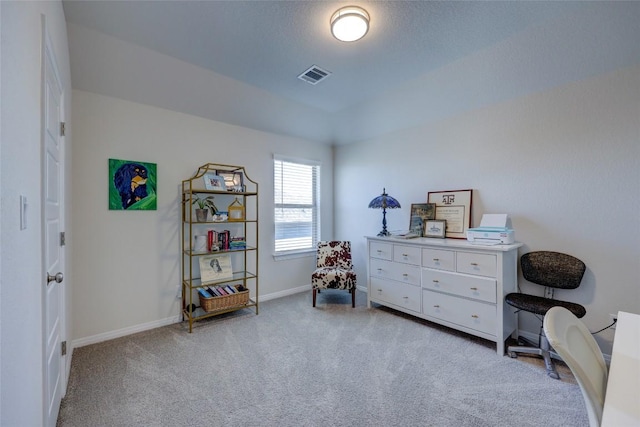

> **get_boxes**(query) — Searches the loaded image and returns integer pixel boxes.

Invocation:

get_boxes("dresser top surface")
[365,236,523,252]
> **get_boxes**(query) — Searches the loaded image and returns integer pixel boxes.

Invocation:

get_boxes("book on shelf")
[207,230,214,252]
[224,285,237,294]
[230,237,246,249]
[392,230,420,239]
[197,288,212,299]
[215,230,230,250]
[207,286,222,297]
[216,286,228,295]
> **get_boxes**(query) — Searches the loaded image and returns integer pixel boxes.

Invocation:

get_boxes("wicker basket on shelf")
[199,285,249,312]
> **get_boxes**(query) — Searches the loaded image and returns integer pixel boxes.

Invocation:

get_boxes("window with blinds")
[274,157,320,254]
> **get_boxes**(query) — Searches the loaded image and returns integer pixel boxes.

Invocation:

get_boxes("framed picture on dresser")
[424,220,446,238]
[427,189,472,239]
[409,203,436,236]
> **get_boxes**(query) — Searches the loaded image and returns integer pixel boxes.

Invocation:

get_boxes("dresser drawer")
[370,241,393,261]
[422,269,497,303]
[391,262,421,286]
[422,248,455,271]
[393,244,421,266]
[370,258,421,286]
[456,252,497,277]
[371,277,421,313]
[370,258,393,280]
[423,290,496,336]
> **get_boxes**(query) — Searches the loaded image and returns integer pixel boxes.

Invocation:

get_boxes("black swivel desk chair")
[505,251,586,379]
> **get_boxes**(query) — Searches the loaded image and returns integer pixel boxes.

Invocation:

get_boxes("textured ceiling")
[62,1,640,144]
[63,1,581,113]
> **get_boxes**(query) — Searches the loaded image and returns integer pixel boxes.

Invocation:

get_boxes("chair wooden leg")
[351,288,355,308]
[312,288,317,307]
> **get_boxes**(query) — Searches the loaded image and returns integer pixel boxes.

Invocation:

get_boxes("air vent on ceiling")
[298,65,332,85]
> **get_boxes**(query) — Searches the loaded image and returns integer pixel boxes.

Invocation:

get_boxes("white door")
[42,25,65,427]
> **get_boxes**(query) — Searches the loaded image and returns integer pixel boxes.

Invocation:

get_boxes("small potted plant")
[192,195,218,222]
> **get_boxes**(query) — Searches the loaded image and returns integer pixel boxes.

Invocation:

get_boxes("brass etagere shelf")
[181,163,258,332]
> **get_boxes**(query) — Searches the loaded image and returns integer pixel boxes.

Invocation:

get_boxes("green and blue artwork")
[108,158,157,210]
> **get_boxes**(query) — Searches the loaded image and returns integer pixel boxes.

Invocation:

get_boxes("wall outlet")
[609,313,618,330]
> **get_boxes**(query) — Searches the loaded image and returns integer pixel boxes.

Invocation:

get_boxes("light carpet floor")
[57,290,588,427]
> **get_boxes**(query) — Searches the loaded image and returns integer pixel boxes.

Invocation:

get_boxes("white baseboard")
[259,284,310,301]
[71,285,312,349]
[72,315,181,349]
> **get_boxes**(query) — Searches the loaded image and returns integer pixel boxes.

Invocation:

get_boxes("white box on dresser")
[366,236,522,355]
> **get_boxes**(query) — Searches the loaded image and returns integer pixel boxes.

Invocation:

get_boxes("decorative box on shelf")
[227,198,245,221]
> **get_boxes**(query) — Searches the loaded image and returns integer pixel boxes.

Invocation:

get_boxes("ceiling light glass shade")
[331,6,370,42]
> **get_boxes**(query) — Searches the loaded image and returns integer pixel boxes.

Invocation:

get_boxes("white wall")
[71,90,333,343]
[0,1,72,426]
[334,65,640,355]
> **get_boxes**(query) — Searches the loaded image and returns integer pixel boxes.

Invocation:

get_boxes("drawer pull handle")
[377,249,382,253]
[470,287,478,291]
[377,268,383,272]
[433,258,439,262]
[402,273,408,277]
[433,305,440,308]
[402,253,409,257]
[403,296,409,299]
[470,262,479,266]
[471,315,479,319]
[377,288,382,292]
[432,279,439,283]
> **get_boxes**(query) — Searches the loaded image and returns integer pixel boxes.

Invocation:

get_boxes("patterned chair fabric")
[311,241,357,307]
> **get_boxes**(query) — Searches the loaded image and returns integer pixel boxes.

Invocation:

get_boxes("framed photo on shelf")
[427,189,472,239]
[216,170,244,192]
[424,220,447,238]
[409,203,436,236]
[199,254,233,284]
[203,173,227,191]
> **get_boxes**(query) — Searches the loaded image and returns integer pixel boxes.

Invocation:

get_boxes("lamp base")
[377,230,391,237]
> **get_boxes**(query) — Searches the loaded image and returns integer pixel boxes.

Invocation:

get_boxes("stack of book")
[206,230,234,251]
[229,237,246,250]
[196,283,250,312]
[218,230,231,250]
[198,285,241,298]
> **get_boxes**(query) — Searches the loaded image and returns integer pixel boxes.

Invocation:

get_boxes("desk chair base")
[508,334,562,379]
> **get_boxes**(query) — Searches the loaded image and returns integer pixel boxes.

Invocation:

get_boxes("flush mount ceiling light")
[331,6,370,42]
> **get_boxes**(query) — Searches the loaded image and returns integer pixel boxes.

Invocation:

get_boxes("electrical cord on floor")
[591,317,617,335]
[529,312,616,335]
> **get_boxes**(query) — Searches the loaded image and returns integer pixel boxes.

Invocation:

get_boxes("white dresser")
[366,236,522,355]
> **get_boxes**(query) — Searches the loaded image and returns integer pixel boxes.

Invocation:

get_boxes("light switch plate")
[20,195,27,230]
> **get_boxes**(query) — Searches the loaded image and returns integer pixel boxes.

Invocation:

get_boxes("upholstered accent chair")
[312,241,357,307]
[505,251,586,379]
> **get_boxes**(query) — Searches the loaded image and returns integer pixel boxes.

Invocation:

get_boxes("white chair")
[543,306,608,427]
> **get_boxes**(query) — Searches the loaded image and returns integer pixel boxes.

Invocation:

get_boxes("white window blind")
[274,157,320,254]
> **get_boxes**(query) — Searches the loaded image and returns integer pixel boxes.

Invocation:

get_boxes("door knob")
[47,272,63,284]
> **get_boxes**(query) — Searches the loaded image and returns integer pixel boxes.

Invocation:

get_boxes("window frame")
[273,155,320,260]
